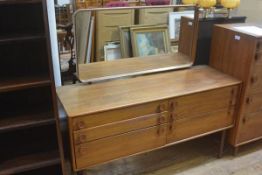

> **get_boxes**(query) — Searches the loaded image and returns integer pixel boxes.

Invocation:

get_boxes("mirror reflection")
[75,6,195,64]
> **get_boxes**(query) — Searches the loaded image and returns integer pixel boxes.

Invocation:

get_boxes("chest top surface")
[56,66,241,117]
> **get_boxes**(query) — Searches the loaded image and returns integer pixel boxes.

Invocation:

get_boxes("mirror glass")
[74,5,197,83]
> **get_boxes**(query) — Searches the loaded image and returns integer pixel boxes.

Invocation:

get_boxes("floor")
[83,134,262,175]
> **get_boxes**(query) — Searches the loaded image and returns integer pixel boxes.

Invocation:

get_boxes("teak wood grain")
[168,107,235,143]
[73,112,168,144]
[75,124,167,170]
[57,66,240,118]
[57,65,241,172]
[209,24,262,148]
[169,86,238,120]
[77,52,193,83]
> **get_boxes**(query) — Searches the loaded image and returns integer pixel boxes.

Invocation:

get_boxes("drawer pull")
[77,121,86,130]
[158,104,166,112]
[157,126,165,135]
[255,54,260,61]
[157,115,165,124]
[250,76,258,84]
[246,97,253,104]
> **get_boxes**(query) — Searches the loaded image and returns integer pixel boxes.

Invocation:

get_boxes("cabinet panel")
[169,86,238,120]
[138,8,173,25]
[74,124,167,170]
[167,107,235,143]
[238,111,262,144]
[72,100,168,131]
[73,112,168,144]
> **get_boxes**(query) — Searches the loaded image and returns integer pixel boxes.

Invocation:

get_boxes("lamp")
[220,0,240,18]
[198,0,216,18]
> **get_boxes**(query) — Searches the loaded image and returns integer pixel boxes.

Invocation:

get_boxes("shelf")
[0,112,55,133]
[0,76,51,93]
[0,34,45,43]
[0,151,60,175]
[0,0,42,5]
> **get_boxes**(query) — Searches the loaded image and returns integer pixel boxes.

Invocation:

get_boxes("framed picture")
[169,11,194,41]
[104,42,121,61]
[119,26,133,58]
[130,25,170,57]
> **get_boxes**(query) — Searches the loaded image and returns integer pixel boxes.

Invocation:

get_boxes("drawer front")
[74,112,168,144]
[74,124,167,170]
[238,111,262,144]
[249,64,262,94]
[97,9,135,27]
[72,100,168,131]
[167,107,235,143]
[245,92,262,114]
[169,86,238,120]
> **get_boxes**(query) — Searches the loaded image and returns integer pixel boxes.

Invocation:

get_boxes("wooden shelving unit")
[0,0,64,174]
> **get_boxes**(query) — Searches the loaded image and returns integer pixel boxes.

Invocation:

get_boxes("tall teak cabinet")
[209,24,262,153]
[0,0,64,174]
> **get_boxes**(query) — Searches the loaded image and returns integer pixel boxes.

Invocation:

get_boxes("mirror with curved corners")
[74,5,198,83]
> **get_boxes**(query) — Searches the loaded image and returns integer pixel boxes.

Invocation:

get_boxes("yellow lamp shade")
[182,0,199,4]
[198,0,217,8]
[221,0,240,9]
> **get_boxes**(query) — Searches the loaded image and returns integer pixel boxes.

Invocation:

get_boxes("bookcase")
[0,0,64,174]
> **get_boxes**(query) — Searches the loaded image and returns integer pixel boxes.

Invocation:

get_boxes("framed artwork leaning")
[119,26,133,58]
[130,25,171,57]
[169,11,194,41]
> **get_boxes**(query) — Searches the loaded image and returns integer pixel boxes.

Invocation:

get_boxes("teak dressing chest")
[210,24,262,153]
[57,66,241,172]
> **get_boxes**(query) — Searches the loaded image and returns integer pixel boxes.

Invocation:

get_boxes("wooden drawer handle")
[246,97,253,104]
[169,114,175,131]
[77,121,86,130]
[77,134,87,144]
[250,76,258,84]
[158,104,166,112]
[157,115,165,124]
[255,54,261,61]
[157,126,165,135]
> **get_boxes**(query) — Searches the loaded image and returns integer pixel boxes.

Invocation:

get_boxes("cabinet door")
[73,112,168,144]
[238,111,262,144]
[167,107,235,143]
[169,86,238,120]
[74,124,167,170]
[138,8,173,25]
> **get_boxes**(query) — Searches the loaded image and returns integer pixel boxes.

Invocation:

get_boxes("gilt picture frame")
[130,25,170,57]
[119,26,133,58]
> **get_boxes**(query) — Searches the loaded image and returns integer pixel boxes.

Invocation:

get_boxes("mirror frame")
[73,4,200,83]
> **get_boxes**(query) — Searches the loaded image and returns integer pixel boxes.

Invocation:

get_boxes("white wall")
[236,0,262,23]
[57,0,71,5]
[47,0,62,87]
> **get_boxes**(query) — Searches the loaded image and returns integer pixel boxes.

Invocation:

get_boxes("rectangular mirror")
[74,5,198,83]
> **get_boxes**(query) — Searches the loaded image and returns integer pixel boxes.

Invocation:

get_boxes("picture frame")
[169,11,194,41]
[104,42,121,61]
[130,25,170,57]
[119,26,133,58]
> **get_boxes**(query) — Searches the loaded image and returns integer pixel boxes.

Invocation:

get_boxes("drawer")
[249,65,262,93]
[97,9,135,27]
[74,124,167,170]
[238,111,262,144]
[72,100,168,131]
[139,8,173,25]
[245,92,262,114]
[169,86,238,120]
[73,112,168,144]
[167,107,235,143]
